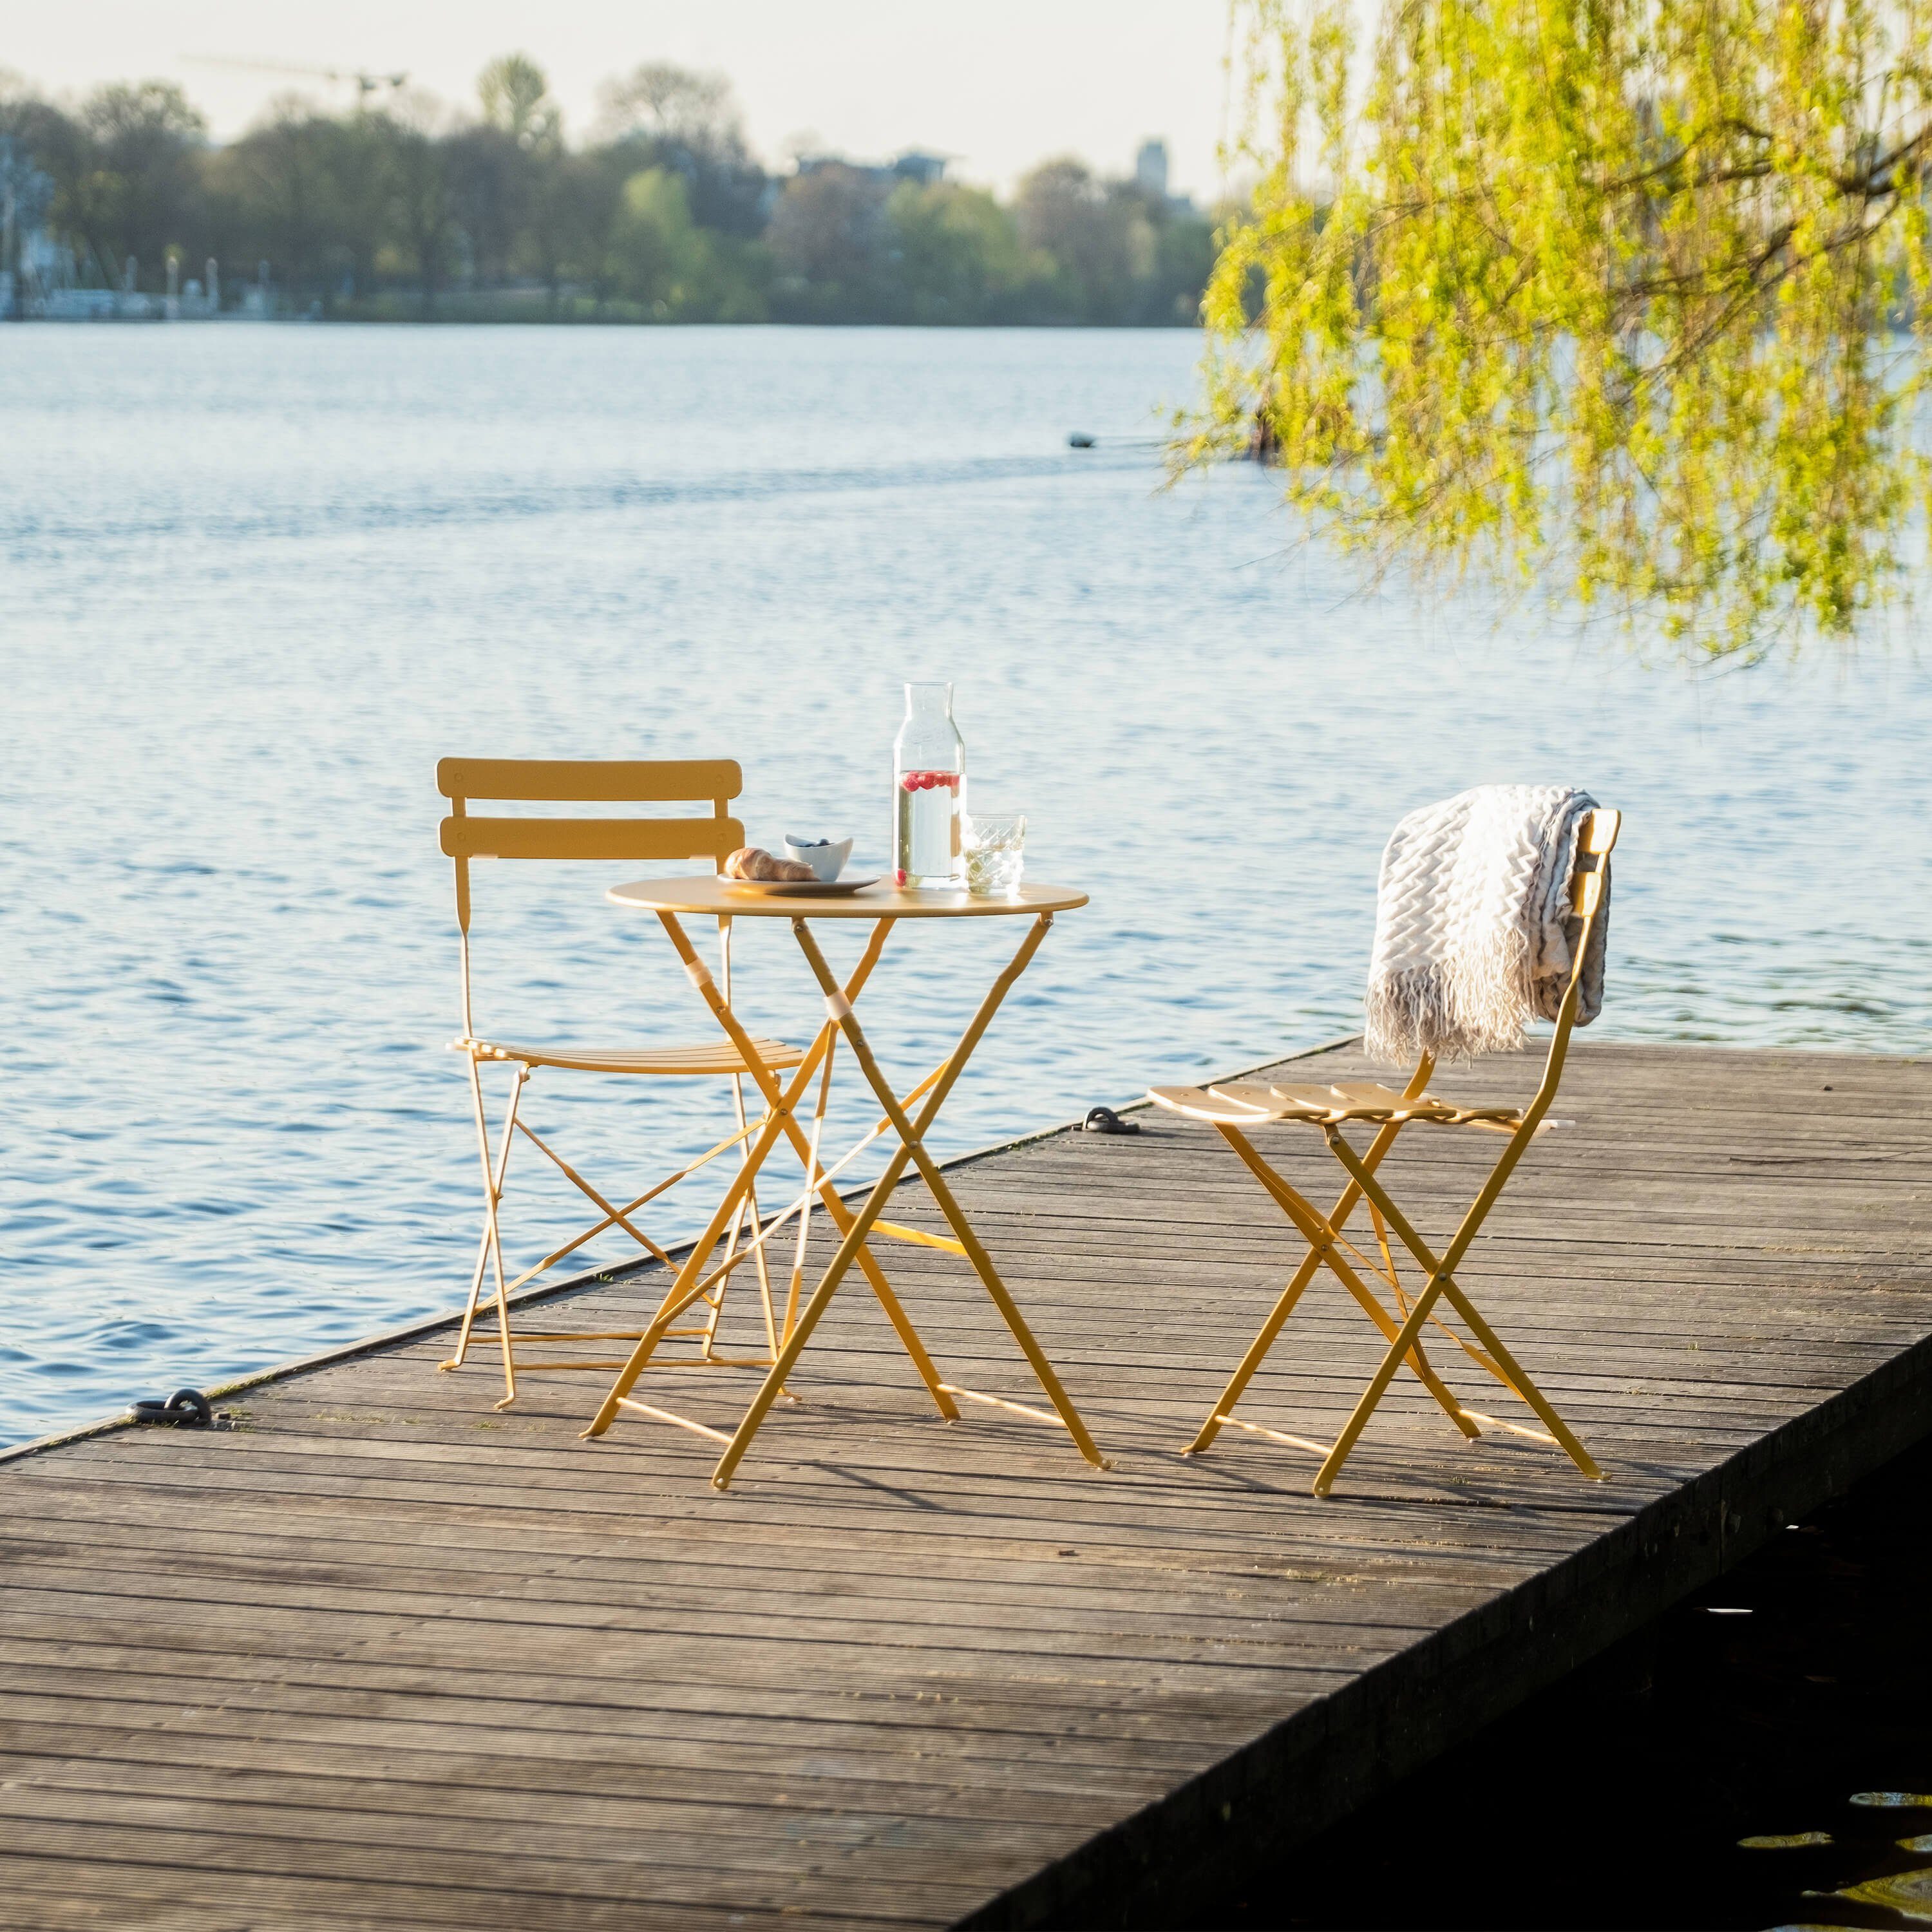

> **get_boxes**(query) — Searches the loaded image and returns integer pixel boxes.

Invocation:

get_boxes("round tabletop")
[608,876,1088,920]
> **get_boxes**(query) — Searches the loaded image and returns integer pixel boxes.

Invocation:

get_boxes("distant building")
[891,151,948,188]
[1135,139,1170,200]
[793,149,949,191]
[1133,138,1196,216]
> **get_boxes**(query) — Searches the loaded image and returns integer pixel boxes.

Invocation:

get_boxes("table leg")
[583,917,955,1439]
[795,916,1108,1470]
[709,911,1108,1490]
[655,912,954,1414]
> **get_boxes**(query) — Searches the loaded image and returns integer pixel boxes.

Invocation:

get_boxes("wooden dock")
[3,1039,1929,1931]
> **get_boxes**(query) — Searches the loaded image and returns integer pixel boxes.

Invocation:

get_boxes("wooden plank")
[1,1041,1929,1929]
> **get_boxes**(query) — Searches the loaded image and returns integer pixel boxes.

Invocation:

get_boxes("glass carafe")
[893,682,966,887]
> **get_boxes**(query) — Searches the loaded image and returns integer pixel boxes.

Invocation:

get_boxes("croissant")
[724,846,819,882]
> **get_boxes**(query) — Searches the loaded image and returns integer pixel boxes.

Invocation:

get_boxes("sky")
[6,2,1238,197]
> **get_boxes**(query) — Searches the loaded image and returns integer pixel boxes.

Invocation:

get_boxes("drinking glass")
[963,812,1026,896]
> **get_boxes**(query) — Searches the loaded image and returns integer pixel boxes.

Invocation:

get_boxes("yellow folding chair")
[1150,807,1620,1495]
[436,757,808,1408]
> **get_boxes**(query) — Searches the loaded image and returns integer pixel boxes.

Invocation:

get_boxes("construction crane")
[184,56,410,102]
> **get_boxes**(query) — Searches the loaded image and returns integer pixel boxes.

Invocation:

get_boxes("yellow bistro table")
[583,875,1108,1488]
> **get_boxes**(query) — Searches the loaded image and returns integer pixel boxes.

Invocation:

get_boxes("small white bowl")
[782,834,853,882]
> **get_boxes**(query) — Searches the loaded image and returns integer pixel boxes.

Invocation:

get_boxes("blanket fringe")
[1363,934,1535,1066]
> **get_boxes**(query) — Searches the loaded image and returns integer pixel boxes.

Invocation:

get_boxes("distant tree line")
[0,57,1218,325]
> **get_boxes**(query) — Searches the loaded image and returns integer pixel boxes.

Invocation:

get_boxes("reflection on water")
[2,325,1929,1444]
[1830,1860,1932,1924]
[1206,1434,1932,1931]
[1736,1796,1932,1930]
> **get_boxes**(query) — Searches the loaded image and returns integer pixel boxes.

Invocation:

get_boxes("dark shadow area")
[1196,1434,1932,1931]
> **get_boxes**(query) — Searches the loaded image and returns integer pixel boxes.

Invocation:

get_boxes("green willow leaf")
[1186,0,1932,658]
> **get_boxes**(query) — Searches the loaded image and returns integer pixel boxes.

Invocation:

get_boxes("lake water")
[3,324,1927,1450]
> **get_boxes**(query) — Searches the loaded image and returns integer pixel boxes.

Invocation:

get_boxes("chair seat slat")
[1159,1078,1523,1128]
[459,1036,805,1077]
[1208,1081,1328,1114]
[1148,1085,1274,1122]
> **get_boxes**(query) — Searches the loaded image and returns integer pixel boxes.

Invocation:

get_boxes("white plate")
[723,875,882,898]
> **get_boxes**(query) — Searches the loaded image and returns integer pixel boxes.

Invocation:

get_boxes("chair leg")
[1430,1276,1600,1474]
[481,1068,528,1409]
[1184,1249,1323,1455]
[743,1176,779,1356]
[1370,1202,1459,1421]
[717,1066,781,1359]
[1187,1057,1467,1456]
[1313,1267,1455,1495]
[513,1117,674,1268]
[1321,1126,1601,1488]
[712,1136,774,1358]
[1188,1113,1408,1452]
[1210,1125,1481,1448]
[715,918,780,1358]
[445,1059,524,1379]
[704,1192,744,1358]
[442,1046,809,1396]
[786,1041,837,1349]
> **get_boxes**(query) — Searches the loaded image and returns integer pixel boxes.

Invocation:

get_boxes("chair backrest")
[439,757,743,913]
[1530,804,1620,1112]
[1567,806,1619,922]
[437,757,745,1034]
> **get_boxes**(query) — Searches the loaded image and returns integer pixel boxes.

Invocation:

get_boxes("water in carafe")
[893,683,966,887]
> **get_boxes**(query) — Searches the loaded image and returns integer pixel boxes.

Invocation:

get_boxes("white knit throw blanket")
[1363,784,1610,1065]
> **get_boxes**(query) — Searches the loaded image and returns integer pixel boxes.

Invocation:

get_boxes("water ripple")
[1,324,1927,1448]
